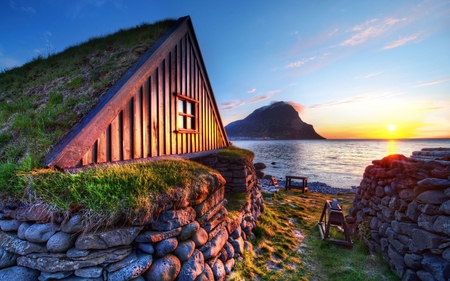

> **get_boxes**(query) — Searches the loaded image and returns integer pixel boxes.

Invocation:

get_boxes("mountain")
[225,101,325,140]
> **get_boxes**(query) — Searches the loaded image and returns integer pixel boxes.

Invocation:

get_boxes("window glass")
[177,95,198,132]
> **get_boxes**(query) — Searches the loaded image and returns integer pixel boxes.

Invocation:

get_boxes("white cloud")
[248,88,256,93]
[341,17,405,47]
[354,72,383,79]
[249,90,281,103]
[220,89,281,110]
[285,57,316,68]
[383,35,418,50]
[414,77,450,87]
[220,100,246,111]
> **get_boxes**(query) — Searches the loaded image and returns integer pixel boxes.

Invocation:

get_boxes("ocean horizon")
[232,138,450,189]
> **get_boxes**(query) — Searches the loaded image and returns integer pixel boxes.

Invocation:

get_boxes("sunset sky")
[1,0,449,139]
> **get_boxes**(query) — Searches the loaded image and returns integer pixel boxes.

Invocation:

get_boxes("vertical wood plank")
[106,124,111,162]
[186,34,191,100]
[150,71,158,157]
[122,99,132,160]
[165,54,171,155]
[170,49,177,155]
[133,89,142,159]
[82,148,92,165]
[142,78,149,158]
[181,36,186,96]
[200,83,204,151]
[111,114,121,161]
[97,130,107,163]
[158,62,165,156]
[178,38,184,154]
[194,57,199,152]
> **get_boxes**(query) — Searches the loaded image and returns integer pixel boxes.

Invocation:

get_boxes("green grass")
[0,18,176,190]
[228,191,399,281]
[0,18,175,174]
[1,159,219,231]
[216,145,255,162]
[225,191,250,221]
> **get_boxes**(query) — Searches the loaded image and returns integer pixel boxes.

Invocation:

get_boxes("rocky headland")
[225,101,325,140]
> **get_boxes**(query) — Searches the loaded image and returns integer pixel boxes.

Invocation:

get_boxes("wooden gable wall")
[45,17,229,169]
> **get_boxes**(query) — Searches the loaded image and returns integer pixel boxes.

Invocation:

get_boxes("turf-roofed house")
[0,16,264,280]
[45,16,229,170]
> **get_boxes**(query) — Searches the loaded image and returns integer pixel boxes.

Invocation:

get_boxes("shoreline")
[260,177,357,195]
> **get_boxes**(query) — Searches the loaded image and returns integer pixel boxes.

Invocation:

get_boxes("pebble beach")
[259,177,357,195]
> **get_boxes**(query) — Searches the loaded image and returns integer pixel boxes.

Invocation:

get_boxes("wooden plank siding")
[70,18,228,169]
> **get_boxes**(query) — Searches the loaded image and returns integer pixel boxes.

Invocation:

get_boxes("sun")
[388,124,396,132]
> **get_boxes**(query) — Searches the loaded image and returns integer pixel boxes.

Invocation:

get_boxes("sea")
[232,139,450,189]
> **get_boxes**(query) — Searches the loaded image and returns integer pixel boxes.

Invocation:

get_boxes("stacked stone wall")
[196,154,258,193]
[0,155,264,281]
[346,148,450,281]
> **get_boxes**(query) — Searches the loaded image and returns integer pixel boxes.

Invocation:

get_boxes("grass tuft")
[216,145,254,162]
[1,159,220,231]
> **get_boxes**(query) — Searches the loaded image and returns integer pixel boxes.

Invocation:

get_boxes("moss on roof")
[0,19,176,167]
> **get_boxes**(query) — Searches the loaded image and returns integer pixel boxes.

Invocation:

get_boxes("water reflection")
[386,140,398,156]
[233,139,450,188]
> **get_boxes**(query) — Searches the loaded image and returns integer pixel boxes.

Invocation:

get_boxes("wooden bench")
[285,175,308,193]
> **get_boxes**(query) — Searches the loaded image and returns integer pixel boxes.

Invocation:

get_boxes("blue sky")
[1,0,449,139]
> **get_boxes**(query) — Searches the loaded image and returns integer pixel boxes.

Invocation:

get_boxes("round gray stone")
[178,249,204,281]
[47,231,77,253]
[191,227,208,248]
[0,266,39,281]
[212,259,226,281]
[155,238,178,257]
[173,240,195,262]
[17,222,32,239]
[178,221,200,241]
[24,222,60,243]
[108,254,152,281]
[0,219,21,232]
[144,255,181,281]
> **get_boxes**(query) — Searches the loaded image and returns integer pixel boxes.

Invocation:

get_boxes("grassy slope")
[228,190,399,281]
[0,19,175,167]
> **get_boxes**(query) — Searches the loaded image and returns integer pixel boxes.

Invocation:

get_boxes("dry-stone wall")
[0,156,264,281]
[195,153,258,193]
[346,148,450,281]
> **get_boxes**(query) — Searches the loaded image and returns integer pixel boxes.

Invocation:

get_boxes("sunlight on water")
[233,139,450,189]
[386,140,398,156]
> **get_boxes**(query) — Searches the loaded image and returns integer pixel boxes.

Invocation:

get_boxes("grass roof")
[0,18,175,169]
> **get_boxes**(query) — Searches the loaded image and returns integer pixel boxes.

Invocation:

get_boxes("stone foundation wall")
[195,154,258,193]
[0,157,264,281]
[346,148,450,281]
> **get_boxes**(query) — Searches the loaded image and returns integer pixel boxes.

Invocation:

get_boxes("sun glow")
[388,124,396,132]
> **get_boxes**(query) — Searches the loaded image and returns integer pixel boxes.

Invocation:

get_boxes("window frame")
[175,93,199,134]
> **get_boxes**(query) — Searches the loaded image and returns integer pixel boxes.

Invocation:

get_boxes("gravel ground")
[260,177,357,195]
